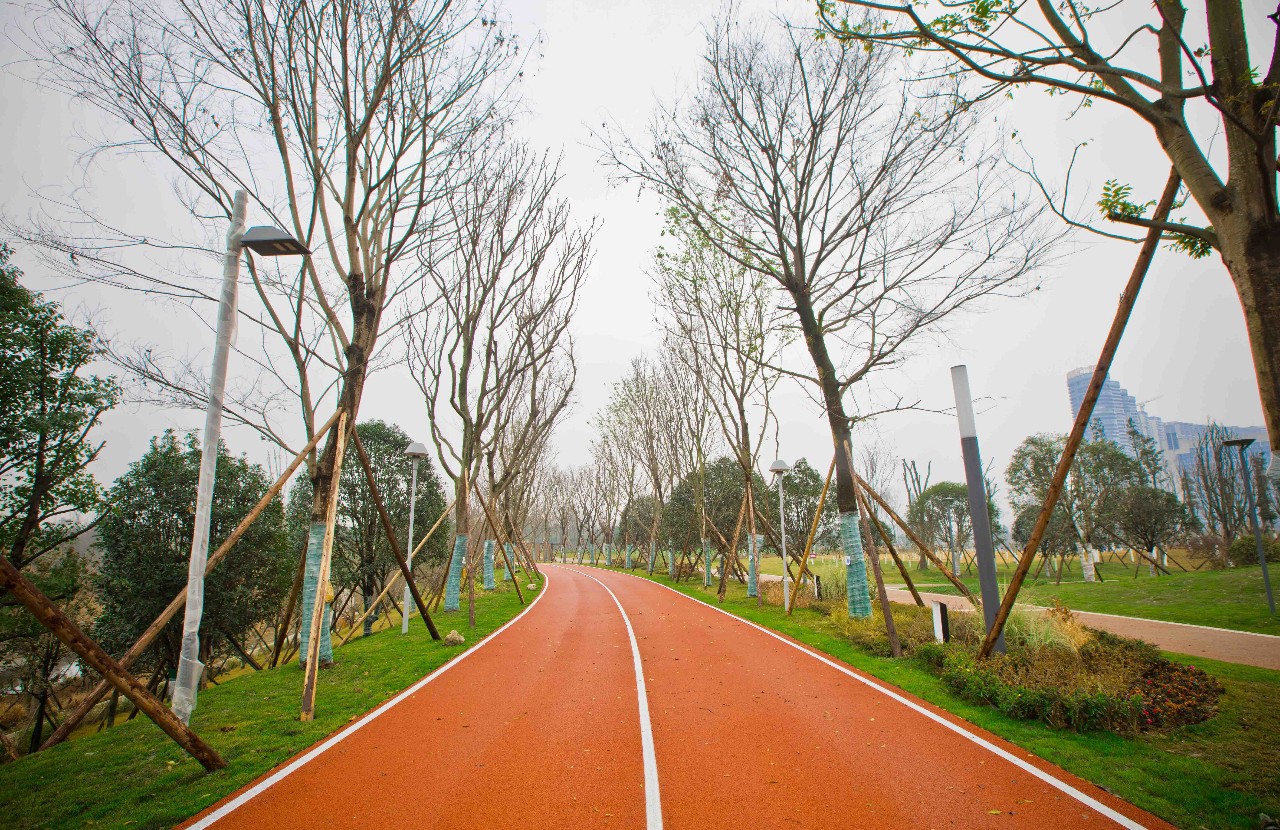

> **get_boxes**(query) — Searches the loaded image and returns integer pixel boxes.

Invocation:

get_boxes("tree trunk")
[28,691,48,754]
[788,285,872,618]
[1080,545,1096,583]
[1221,224,1280,465]
[298,292,377,666]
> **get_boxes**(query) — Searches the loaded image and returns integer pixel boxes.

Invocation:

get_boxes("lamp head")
[1222,437,1255,450]
[241,226,310,257]
[769,459,790,475]
[404,442,430,460]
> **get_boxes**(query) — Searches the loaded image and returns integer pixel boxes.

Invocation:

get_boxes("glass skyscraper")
[1065,368,1269,488]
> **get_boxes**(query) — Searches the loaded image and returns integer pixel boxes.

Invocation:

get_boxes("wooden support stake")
[853,474,977,605]
[301,411,349,721]
[980,169,1181,659]
[0,552,226,770]
[339,574,401,647]
[42,409,342,750]
[473,489,526,605]
[847,444,901,656]
[788,456,835,615]
[713,491,749,599]
[350,430,441,640]
[857,487,923,607]
[270,544,307,669]
[220,627,263,671]
[502,507,542,578]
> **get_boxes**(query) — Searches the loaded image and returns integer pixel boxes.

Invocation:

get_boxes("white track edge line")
[186,570,552,830]
[571,568,664,830]
[591,566,1149,830]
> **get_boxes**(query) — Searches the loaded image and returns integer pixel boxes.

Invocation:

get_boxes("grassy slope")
[605,566,1279,830]
[758,555,1280,636]
[0,579,537,830]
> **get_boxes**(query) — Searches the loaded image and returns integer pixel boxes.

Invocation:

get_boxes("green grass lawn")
[602,564,1280,830]
[0,578,538,830]
[757,553,1280,636]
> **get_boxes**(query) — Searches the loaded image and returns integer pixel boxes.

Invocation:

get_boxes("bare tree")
[596,355,682,570]
[1187,423,1251,544]
[817,0,1280,471]
[602,14,1054,616]
[653,213,782,591]
[19,0,520,654]
[408,140,593,578]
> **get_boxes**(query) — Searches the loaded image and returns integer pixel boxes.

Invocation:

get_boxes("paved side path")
[888,588,1280,671]
[184,564,1174,829]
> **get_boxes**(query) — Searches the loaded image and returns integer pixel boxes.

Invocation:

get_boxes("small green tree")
[907,482,971,573]
[96,431,289,681]
[340,422,448,634]
[780,458,839,553]
[1011,503,1078,579]
[1127,420,1167,490]
[662,456,770,556]
[1006,433,1140,581]
[0,244,118,570]
[1103,486,1198,569]
[286,421,448,636]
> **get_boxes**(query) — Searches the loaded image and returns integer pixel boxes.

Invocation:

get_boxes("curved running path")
[181,565,1173,830]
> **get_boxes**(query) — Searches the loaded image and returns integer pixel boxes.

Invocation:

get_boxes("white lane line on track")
[185,569,553,830]
[569,567,664,830]
[594,566,1150,830]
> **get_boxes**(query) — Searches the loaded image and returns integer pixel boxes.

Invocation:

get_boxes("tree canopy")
[96,431,290,675]
[0,244,118,570]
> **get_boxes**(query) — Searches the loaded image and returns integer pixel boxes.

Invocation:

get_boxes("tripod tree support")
[856,487,923,607]
[979,169,1181,659]
[788,456,835,614]
[0,553,226,770]
[473,488,526,605]
[301,411,349,721]
[350,430,441,640]
[853,474,977,605]
[42,408,343,750]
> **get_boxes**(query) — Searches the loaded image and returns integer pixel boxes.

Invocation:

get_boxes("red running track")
[180,565,1173,830]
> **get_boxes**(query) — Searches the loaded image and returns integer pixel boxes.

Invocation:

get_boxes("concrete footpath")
[887,588,1280,671]
[757,574,1280,670]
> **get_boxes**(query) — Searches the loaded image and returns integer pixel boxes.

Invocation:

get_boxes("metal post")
[173,190,247,724]
[951,365,1005,653]
[779,477,789,613]
[1234,444,1276,615]
[401,457,420,634]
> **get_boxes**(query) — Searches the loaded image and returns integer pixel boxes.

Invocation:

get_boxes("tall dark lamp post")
[1223,437,1275,616]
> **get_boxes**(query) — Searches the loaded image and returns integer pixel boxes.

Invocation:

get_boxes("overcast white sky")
[0,0,1271,511]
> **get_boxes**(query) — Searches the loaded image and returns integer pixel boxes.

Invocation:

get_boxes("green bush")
[831,601,935,657]
[1227,534,1280,567]
[927,628,1222,734]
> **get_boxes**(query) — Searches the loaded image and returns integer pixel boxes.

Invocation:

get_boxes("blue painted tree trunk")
[298,522,333,665]
[483,540,495,591]
[841,513,872,617]
[444,535,467,612]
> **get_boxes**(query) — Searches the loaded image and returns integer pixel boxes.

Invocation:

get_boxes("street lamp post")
[402,443,430,633]
[1223,438,1275,615]
[770,459,791,612]
[173,192,309,724]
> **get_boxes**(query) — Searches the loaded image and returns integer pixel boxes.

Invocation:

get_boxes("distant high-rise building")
[1064,368,1269,490]
[1065,368,1154,447]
